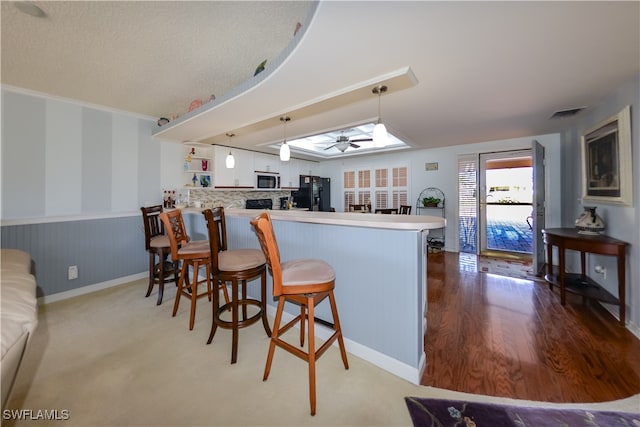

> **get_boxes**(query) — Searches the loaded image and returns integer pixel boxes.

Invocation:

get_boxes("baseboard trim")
[265,305,422,385]
[39,272,147,305]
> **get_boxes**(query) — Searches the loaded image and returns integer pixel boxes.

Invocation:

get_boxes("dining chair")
[159,209,215,330]
[250,212,349,416]
[140,205,179,305]
[203,207,270,363]
[375,208,398,214]
[349,204,366,212]
[399,205,412,215]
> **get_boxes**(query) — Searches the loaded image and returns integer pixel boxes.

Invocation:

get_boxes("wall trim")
[1,211,139,227]
[1,84,156,121]
[38,272,146,305]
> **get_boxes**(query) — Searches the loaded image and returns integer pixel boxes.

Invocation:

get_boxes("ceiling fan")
[324,134,373,152]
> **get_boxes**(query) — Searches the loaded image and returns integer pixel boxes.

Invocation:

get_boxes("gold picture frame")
[581,105,633,206]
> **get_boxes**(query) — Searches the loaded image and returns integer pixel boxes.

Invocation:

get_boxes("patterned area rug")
[405,397,640,427]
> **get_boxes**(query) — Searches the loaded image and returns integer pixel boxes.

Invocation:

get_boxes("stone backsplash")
[179,189,292,209]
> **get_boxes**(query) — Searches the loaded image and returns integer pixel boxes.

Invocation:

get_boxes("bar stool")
[159,209,220,330]
[140,205,179,305]
[250,212,349,416]
[203,208,271,363]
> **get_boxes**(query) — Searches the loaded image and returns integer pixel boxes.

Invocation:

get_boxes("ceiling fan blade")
[349,143,360,149]
[324,144,337,150]
[349,138,373,143]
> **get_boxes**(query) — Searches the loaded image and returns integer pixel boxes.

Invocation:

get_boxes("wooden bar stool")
[203,208,271,363]
[159,209,221,330]
[250,212,349,416]
[140,205,179,305]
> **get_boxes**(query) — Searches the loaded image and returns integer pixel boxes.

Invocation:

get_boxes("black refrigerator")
[294,175,331,211]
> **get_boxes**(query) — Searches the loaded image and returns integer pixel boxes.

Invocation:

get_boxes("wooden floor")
[421,251,640,403]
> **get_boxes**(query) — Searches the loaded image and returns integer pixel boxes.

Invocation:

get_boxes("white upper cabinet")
[253,152,280,173]
[212,146,254,188]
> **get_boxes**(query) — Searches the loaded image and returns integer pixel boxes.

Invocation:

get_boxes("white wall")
[560,75,639,332]
[318,133,561,252]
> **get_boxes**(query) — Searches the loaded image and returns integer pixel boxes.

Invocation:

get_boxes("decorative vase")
[575,206,605,235]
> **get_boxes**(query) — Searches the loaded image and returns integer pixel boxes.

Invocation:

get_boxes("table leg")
[559,246,566,305]
[617,250,626,325]
[546,241,553,290]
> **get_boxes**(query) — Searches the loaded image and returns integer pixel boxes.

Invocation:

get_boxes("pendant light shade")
[225,151,235,168]
[373,122,388,147]
[372,85,388,147]
[280,142,290,161]
[225,133,235,168]
[279,116,291,161]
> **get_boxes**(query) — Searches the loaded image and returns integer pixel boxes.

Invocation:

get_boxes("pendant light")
[279,116,291,161]
[225,133,235,168]
[372,85,388,147]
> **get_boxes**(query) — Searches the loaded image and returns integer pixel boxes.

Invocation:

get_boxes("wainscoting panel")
[1,215,146,297]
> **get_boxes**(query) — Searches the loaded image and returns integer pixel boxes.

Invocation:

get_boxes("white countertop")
[221,208,445,231]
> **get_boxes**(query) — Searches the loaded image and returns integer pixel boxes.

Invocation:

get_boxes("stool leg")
[189,260,199,330]
[173,261,189,317]
[241,280,248,320]
[145,251,155,298]
[260,270,271,337]
[156,249,165,305]
[263,296,286,381]
[329,291,349,370]
[299,304,306,347]
[307,296,316,416]
[207,276,220,345]
[231,279,239,364]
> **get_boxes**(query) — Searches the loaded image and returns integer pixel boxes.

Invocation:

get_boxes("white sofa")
[1,249,38,409]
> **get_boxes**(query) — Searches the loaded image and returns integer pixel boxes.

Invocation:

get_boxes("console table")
[542,228,628,325]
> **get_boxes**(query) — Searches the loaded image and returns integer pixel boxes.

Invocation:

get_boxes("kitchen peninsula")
[182,208,445,384]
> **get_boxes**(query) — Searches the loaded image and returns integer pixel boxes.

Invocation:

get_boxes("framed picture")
[199,174,211,188]
[581,105,632,206]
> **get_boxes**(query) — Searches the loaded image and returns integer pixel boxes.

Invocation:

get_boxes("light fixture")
[279,116,291,161]
[225,133,235,168]
[372,85,388,147]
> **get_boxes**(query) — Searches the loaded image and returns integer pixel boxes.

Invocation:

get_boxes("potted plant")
[422,196,441,207]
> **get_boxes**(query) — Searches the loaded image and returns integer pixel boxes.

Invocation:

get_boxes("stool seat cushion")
[219,249,265,272]
[282,259,335,286]
[149,235,170,248]
[177,240,210,256]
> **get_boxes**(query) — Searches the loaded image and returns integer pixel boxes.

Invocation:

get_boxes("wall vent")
[550,107,585,119]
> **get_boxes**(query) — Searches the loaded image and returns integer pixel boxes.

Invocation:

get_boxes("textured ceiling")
[1,1,312,119]
[2,1,639,159]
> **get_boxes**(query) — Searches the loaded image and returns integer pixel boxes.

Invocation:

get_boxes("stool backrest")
[250,212,283,296]
[140,205,164,250]
[202,207,226,272]
[159,209,190,260]
[399,205,412,215]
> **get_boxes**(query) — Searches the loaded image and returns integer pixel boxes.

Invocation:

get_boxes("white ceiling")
[2,1,639,160]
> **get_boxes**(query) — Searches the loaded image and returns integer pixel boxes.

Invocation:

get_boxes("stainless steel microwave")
[255,172,280,190]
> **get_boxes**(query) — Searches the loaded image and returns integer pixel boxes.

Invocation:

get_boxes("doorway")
[479,150,533,257]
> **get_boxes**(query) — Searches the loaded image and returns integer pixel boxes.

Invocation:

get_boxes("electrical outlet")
[68,265,78,280]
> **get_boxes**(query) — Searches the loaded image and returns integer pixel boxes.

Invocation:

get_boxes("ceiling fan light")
[280,142,290,161]
[373,123,388,147]
[225,151,235,168]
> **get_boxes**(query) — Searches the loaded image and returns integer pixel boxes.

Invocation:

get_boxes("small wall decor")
[188,99,203,112]
[581,105,632,206]
[254,59,267,76]
[200,175,211,188]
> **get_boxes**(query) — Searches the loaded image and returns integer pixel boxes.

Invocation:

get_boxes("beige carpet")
[5,279,639,426]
